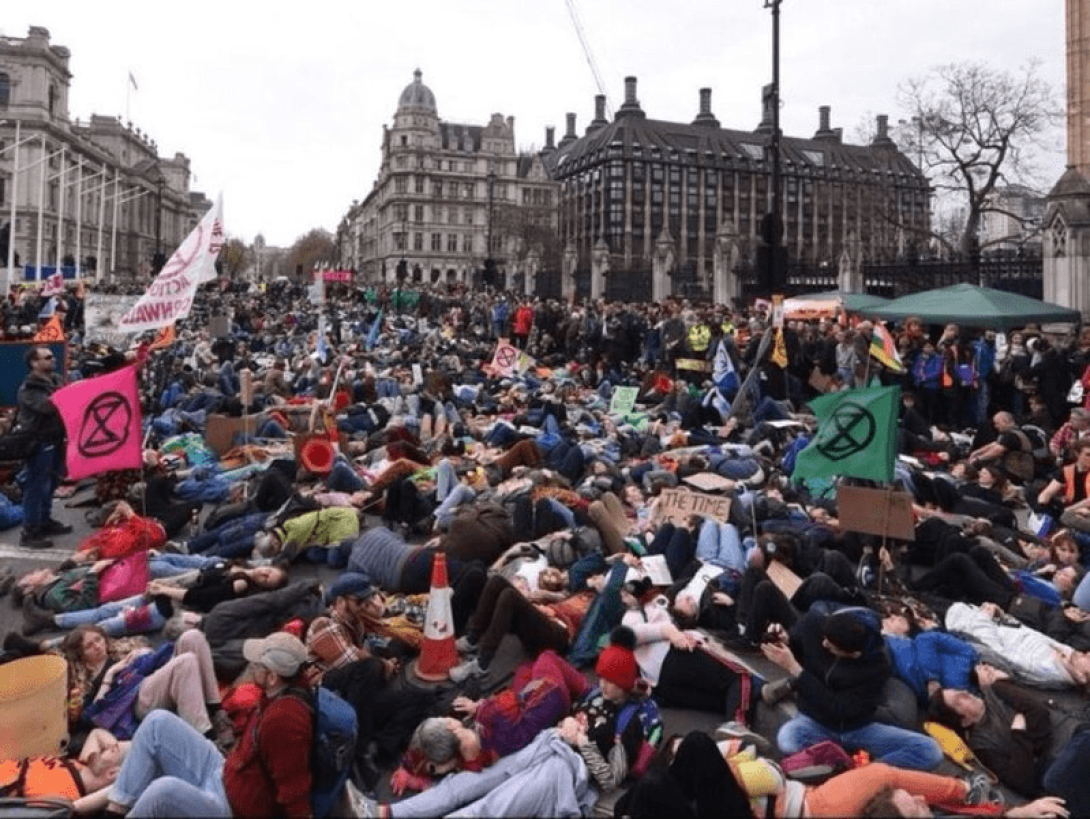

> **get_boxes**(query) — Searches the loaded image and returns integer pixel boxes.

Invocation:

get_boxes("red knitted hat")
[596,628,638,692]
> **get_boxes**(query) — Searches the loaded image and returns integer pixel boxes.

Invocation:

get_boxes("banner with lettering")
[54,365,143,480]
[118,195,224,332]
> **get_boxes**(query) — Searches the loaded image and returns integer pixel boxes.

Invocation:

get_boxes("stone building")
[979,184,1046,251]
[548,77,930,302]
[337,70,558,292]
[0,26,208,287]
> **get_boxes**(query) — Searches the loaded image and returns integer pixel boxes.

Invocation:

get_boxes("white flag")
[118,195,224,332]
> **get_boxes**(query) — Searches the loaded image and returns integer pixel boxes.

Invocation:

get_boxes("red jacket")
[224,692,312,819]
[513,306,534,336]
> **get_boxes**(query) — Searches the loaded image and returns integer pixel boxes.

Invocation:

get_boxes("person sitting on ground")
[761,608,943,771]
[305,573,435,786]
[103,632,313,818]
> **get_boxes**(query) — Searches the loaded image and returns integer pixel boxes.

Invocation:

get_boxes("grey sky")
[4,0,1066,247]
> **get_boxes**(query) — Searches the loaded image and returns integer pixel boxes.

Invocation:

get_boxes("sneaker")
[22,597,56,636]
[41,519,73,536]
[761,677,795,707]
[714,721,774,756]
[455,635,479,656]
[448,657,489,684]
[964,771,1005,806]
[20,528,53,550]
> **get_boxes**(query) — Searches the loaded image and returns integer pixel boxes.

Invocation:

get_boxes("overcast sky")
[4,1,1067,248]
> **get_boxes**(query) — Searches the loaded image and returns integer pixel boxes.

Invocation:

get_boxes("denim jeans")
[434,485,476,530]
[149,553,220,579]
[777,712,943,771]
[21,442,62,530]
[109,709,230,818]
[54,594,168,637]
[696,519,746,573]
[1043,726,1090,817]
[327,457,365,492]
[188,511,267,558]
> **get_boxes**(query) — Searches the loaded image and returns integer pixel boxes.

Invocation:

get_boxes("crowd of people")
[0,276,1088,818]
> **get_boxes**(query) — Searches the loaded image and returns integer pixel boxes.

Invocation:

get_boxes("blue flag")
[712,339,739,393]
[365,308,384,351]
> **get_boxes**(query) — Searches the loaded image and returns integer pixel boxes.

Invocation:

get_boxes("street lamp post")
[486,163,496,289]
[760,0,786,298]
[154,172,164,274]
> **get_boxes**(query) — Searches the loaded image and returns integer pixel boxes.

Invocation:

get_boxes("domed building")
[337,70,559,292]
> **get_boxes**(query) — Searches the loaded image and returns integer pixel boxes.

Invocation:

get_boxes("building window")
[414,232,423,250]
[448,234,458,252]
[463,234,473,253]
[464,208,474,225]
[414,205,424,222]
[0,73,9,108]
[431,233,442,251]
[394,177,408,193]
[433,182,443,197]
[464,183,475,199]
[394,204,408,221]
[394,232,407,250]
[415,176,425,193]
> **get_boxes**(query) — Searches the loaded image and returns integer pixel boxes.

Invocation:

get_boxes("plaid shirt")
[305,613,367,673]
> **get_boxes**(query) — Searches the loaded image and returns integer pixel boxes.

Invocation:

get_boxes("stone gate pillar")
[591,239,610,300]
[562,243,578,303]
[652,229,676,303]
[713,221,740,307]
[525,248,540,298]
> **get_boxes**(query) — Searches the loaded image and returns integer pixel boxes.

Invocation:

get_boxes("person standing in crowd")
[15,344,71,549]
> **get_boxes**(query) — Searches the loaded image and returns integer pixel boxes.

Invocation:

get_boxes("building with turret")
[337,70,558,291]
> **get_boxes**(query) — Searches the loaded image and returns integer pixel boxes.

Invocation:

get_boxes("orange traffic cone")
[414,552,458,681]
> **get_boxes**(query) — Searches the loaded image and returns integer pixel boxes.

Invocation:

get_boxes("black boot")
[19,528,53,550]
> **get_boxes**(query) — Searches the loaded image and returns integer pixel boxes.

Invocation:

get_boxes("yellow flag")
[771,328,788,368]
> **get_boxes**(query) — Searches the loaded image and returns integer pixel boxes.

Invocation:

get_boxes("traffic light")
[396,259,408,282]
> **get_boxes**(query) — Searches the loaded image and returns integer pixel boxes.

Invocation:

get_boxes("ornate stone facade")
[337,70,558,289]
[0,26,208,284]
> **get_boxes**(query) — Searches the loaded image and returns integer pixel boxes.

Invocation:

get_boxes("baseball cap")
[242,631,308,677]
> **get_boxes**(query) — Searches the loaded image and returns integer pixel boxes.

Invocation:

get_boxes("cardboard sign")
[766,559,803,601]
[683,472,736,492]
[653,488,731,525]
[676,358,709,372]
[772,294,785,329]
[609,385,638,415]
[836,485,916,541]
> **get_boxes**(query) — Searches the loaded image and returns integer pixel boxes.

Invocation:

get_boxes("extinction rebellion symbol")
[495,346,518,369]
[815,400,876,461]
[77,391,133,458]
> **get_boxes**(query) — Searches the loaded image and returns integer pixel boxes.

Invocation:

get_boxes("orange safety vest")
[1063,464,1090,505]
[0,756,85,800]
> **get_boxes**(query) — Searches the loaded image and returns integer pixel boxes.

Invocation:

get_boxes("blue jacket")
[884,631,978,702]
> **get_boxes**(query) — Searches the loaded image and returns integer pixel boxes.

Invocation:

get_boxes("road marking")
[0,545,71,562]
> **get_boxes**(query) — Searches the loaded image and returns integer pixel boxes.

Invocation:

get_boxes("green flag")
[793,385,900,483]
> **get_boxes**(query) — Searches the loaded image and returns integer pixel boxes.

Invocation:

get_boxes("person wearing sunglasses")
[14,345,71,549]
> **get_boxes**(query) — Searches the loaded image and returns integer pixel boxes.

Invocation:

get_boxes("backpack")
[780,740,853,782]
[269,686,359,819]
[606,690,664,779]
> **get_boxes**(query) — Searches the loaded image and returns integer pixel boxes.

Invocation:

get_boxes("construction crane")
[565,0,613,119]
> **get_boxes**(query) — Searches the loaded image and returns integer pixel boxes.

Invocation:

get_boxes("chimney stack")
[545,126,555,150]
[617,76,645,119]
[692,88,720,128]
[872,114,895,148]
[814,105,838,141]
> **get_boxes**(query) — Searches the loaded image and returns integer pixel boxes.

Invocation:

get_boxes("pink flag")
[54,365,143,480]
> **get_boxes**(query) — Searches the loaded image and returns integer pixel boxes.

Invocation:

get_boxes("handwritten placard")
[653,488,731,525]
[609,386,638,415]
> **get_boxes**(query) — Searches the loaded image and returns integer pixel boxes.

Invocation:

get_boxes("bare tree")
[897,60,1061,257]
[217,237,251,280]
[285,228,336,281]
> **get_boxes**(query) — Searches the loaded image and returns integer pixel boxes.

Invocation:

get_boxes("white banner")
[118,195,224,332]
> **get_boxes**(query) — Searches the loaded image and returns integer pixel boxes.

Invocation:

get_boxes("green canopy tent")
[861,283,1081,330]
